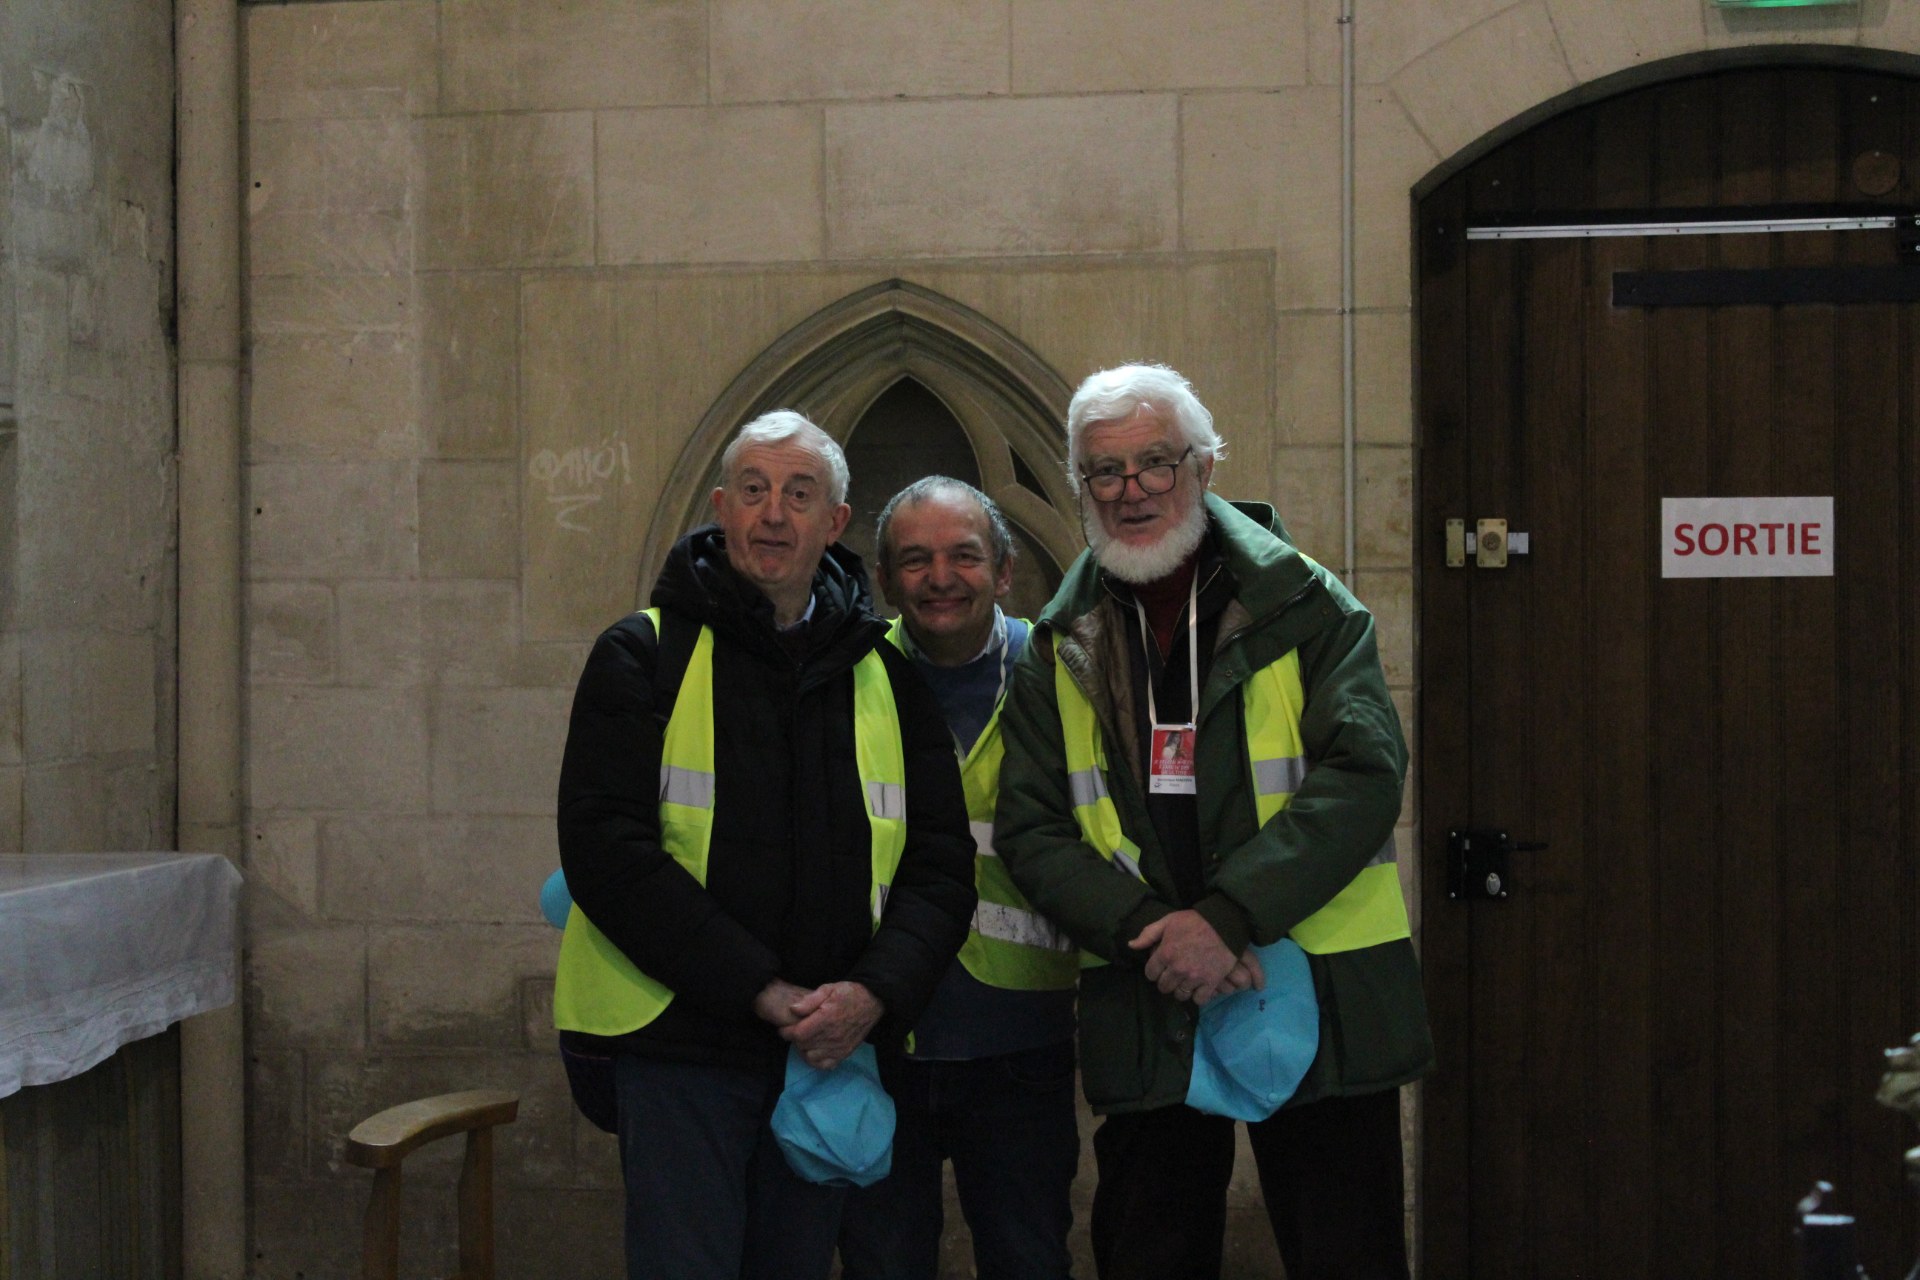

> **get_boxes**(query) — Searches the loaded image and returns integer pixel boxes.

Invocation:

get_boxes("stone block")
[250,815,322,918]
[246,0,438,120]
[248,117,416,278]
[319,813,558,923]
[1357,310,1414,445]
[441,0,705,113]
[520,977,554,1052]
[1330,0,1516,84]
[429,687,572,815]
[1013,0,1304,93]
[306,1050,574,1187]
[250,686,430,812]
[20,628,157,759]
[248,581,335,684]
[248,1050,307,1181]
[824,96,1178,257]
[336,580,424,686]
[1391,5,1575,166]
[1356,445,1412,569]
[1545,0,1705,82]
[12,398,172,629]
[0,633,19,765]
[367,924,559,1048]
[1353,568,1412,688]
[248,461,419,580]
[1270,444,1343,565]
[0,767,20,852]
[499,1189,624,1271]
[420,272,517,460]
[245,921,367,1049]
[22,762,105,851]
[1184,89,1342,308]
[419,114,594,270]
[1276,311,1342,446]
[420,462,519,579]
[248,1178,367,1280]
[249,331,419,460]
[251,274,412,337]
[1353,92,1439,312]
[712,0,1008,101]
[597,106,823,265]
[421,581,521,686]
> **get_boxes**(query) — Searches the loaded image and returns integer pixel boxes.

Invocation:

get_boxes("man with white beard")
[994,364,1433,1280]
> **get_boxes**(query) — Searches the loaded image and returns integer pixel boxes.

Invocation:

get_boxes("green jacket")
[993,493,1434,1114]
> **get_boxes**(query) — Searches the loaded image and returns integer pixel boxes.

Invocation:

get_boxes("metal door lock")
[1447,829,1547,900]
[1444,519,1530,567]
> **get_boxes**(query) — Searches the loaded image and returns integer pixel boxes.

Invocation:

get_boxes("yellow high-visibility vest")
[554,609,909,1036]
[885,618,1078,992]
[1054,648,1409,955]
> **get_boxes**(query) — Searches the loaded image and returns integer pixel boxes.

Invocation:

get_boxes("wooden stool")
[343,1089,520,1280]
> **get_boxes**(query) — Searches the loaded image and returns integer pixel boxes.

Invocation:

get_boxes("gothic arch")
[636,279,1082,598]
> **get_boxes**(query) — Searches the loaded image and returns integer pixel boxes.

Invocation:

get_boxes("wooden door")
[1418,66,1920,1279]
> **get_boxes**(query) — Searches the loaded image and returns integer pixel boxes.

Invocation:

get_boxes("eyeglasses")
[1080,447,1192,503]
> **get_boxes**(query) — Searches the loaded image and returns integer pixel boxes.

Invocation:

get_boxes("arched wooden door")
[1418,64,1920,1279]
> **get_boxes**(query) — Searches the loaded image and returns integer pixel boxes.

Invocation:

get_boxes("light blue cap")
[539,868,573,930]
[770,1044,895,1188]
[1184,938,1319,1122]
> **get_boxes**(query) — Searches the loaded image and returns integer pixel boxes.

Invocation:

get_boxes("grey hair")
[1064,363,1226,478]
[874,476,1016,578]
[721,410,850,505]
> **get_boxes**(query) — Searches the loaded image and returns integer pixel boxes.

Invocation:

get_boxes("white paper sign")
[1661,496,1833,578]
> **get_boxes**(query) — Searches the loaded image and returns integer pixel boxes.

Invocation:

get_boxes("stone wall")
[0,0,175,854]
[236,1,1920,1275]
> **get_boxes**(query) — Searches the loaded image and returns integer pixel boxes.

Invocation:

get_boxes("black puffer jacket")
[557,525,976,1068]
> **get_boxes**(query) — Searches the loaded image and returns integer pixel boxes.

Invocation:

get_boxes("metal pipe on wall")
[1340,0,1358,587]
[175,0,246,1270]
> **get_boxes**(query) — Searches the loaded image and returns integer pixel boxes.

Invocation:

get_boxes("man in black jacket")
[555,410,977,1280]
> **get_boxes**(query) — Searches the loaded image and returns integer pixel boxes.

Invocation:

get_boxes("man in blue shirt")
[838,477,1081,1280]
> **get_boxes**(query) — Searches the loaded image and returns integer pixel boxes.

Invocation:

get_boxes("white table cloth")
[0,853,241,1099]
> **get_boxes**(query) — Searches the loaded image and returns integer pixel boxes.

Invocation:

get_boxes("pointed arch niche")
[637,280,1082,607]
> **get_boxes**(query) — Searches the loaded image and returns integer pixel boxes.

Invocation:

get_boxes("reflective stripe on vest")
[554,610,908,1036]
[1053,645,1411,955]
[884,617,1078,992]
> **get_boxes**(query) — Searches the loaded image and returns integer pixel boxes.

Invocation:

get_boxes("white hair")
[721,410,849,505]
[1064,363,1226,479]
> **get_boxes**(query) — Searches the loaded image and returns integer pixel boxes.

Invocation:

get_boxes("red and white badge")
[1150,725,1197,794]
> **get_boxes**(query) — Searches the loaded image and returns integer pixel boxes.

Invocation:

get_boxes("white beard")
[1083,493,1209,585]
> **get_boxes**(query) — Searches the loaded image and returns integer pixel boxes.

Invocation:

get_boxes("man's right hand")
[752,978,813,1029]
[1193,945,1266,1007]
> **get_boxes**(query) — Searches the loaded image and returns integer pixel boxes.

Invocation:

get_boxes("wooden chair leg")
[361,1165,402,1280]
[456,1126,495,1280]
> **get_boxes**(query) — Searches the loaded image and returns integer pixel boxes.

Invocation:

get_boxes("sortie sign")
[1661,496,1833,579]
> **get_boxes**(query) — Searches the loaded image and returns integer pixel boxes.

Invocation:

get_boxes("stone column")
[176,0,245,1273]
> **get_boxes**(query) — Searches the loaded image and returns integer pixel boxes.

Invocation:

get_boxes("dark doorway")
[1417,65,1920,1279]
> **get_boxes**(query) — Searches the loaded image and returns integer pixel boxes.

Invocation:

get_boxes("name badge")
[1149,725,1197,795]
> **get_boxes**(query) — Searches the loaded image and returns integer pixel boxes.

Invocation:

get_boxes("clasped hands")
[753,978,883,1071]
[1129,909,1265,1006]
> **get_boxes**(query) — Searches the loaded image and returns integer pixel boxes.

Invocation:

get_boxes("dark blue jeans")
[614,1052,846,1280]
[838,1041,1079,1280]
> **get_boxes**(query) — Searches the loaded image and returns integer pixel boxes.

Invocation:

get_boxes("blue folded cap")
[770,1044,895,1188]
[1185,938,1319,1122]
[539,868,572,930]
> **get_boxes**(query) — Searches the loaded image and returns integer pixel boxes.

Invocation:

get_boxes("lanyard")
[1134,572,1199,731]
